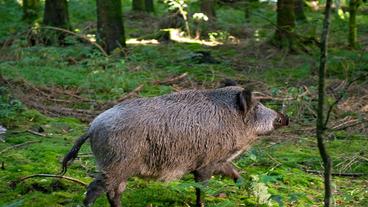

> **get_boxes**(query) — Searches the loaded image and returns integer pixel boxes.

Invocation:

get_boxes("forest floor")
[0,0,368,206]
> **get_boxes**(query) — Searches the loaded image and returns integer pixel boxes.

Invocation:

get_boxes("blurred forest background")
[0,0,367,206]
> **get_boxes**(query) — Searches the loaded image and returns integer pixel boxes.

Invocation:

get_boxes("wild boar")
[61,86,289,207]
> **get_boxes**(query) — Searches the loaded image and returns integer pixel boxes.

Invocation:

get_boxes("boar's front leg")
[192,163,241,206]
[104,172,127,207]
[84,174,106,207]
[193,168,214,207]
[84,173,126,207]
[214,162,241,183]
[106,180,126,207]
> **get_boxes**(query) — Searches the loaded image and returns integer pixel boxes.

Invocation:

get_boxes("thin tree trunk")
[200,0,216,20]
[244,0,251,20]
[145,0,154,12]
[96,0,126,54]
[22,0,40,23]
[295,0,307,21]
[132,0,145,11]
[348,0,359,48]
[317,0,333,205]
[43,0,70,29]
[244,0,258,21]
[274,0,296,48]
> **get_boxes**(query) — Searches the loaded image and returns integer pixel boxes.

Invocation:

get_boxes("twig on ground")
[331,118,367,131]
[26,129,47,137]
[4,77,95,108]
[78,153,94,158]
[254,95,294,101]
[10,174,87,188]
[297,117,367,133]
[116,84,144,102]
[152,72,188,85]
[0,140,41,155]
[48,98,74,104]
[99,84,144,110]
[265,152,282,165]
[305,169,366,177]
[253,85,312,101]
[252,91,293,101]
[51,87,93,102]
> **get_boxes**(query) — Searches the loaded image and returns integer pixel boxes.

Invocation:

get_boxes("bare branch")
[42,26,108,57]
[324,74,367,128]
[10,174,87,188]
[0,141,41,155]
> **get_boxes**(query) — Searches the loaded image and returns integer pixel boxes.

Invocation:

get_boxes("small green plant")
[250,175,273,206]
[0,87,25,128]
[164,0,192,36]
[192,13,209,39]
[208,31,231,42]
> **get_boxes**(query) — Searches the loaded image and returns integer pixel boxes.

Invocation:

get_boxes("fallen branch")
[23,99,96,122]
[297,117,367,133]
[331,119,362,130]
[42,26,108,57]
[152,72,188,85]
[116,84,144,103]
[254,95,294,101]
[48,98,74,104]
[252,89,312,102]
[26,129,47,137]
[50,87,94,103]
[10,174,87,188]
[0,140,41,155]
[99,84,144,110]
[77,153,94,158]
[6,77,94,104]
[305,169,366,177]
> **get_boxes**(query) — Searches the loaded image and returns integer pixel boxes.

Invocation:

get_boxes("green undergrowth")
[1,82,367,206]
[1,105,367,206]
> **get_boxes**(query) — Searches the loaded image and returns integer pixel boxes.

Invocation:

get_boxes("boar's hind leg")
[84,175,106,207]
[193,168,214,207]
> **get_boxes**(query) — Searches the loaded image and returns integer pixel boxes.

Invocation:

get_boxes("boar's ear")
[221,79,237,87]
[238,89,254,114]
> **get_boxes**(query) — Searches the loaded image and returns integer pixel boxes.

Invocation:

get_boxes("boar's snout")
[273,112,289,129]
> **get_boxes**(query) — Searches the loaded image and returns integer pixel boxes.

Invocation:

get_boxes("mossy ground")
[0,0,367,206]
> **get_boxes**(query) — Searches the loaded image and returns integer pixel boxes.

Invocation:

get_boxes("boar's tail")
[59,133,90,175]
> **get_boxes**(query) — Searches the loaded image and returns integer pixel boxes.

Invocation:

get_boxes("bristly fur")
[61,86,285,206]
